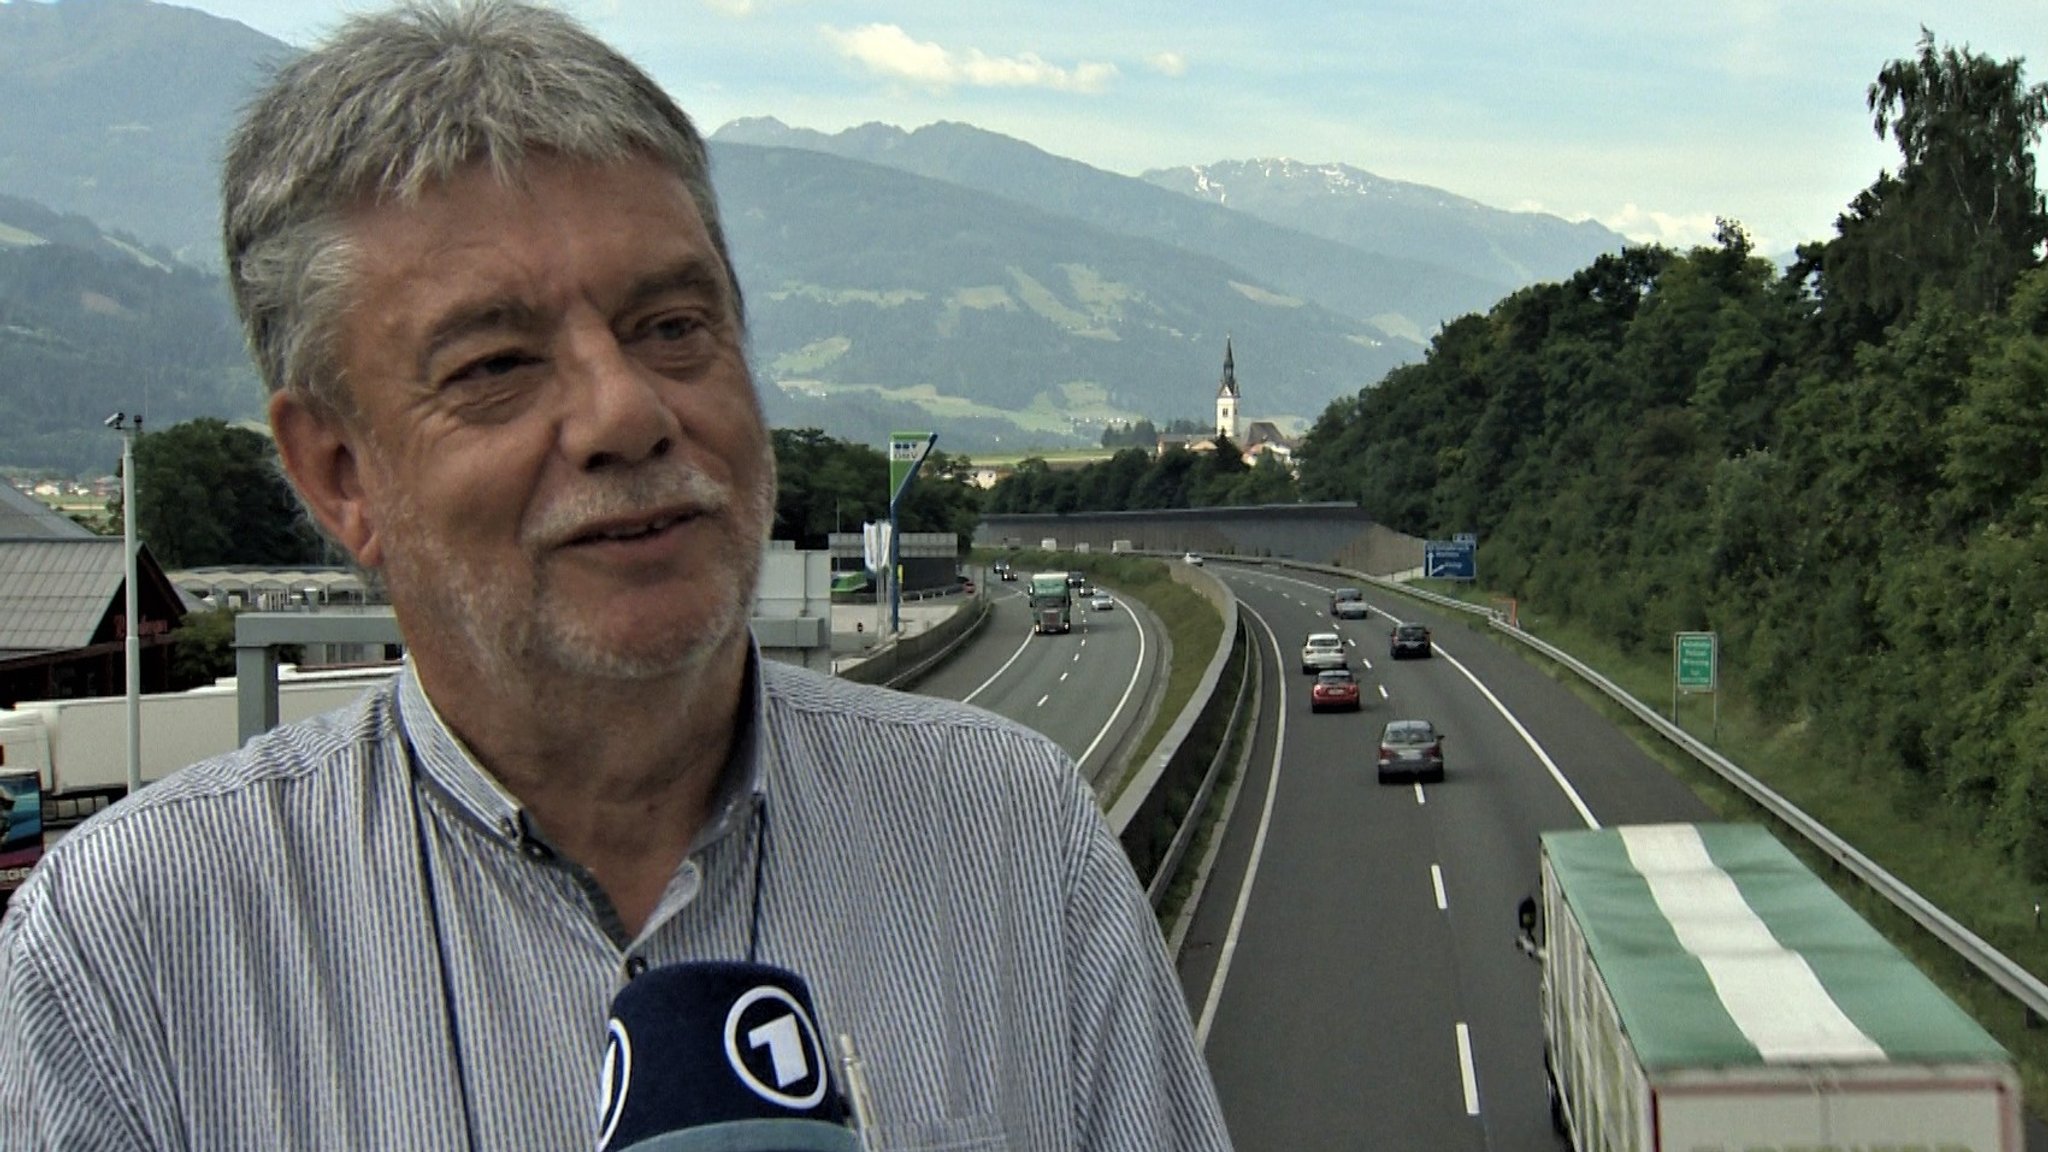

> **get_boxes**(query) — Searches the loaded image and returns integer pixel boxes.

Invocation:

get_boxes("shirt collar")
[393,644,768,853]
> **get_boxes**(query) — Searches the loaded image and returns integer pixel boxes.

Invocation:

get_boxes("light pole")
[105,412,142,795]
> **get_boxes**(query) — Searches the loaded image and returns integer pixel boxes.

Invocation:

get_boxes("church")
[1156,338,1297,466]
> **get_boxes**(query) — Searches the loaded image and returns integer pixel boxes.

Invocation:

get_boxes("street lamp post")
[105,412,142,795]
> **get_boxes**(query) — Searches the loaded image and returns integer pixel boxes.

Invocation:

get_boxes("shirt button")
[624,955,649,979]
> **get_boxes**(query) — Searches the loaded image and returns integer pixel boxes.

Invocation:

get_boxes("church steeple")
[1215,337,1240,442]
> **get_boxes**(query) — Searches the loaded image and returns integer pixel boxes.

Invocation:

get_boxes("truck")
[1027,572,1072,635]
[0,665,400,801]
[1518,823,2021,1152]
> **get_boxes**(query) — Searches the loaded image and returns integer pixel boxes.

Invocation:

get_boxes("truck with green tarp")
[1520,823,2021,1151]
[1028,572,1072,635]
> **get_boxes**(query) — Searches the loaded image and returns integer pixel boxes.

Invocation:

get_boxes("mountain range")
[0,0,1629,470]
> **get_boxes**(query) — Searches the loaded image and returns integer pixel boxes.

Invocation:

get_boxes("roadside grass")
[1394,580,2048,1115]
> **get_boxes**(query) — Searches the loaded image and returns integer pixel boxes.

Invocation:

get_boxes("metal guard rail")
[1265,558,2048,1027]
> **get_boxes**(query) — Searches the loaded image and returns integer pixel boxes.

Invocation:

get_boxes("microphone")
[596,961,862,1152]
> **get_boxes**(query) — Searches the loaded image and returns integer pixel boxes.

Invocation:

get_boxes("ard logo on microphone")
[724,984,830,1108]
[597,974,835,1149]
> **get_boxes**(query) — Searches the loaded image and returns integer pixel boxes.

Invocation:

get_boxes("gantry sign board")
[888,431,937,507]
[1674,631,1717,692]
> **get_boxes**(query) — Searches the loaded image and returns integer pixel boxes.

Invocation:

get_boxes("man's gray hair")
[222,0,740,417]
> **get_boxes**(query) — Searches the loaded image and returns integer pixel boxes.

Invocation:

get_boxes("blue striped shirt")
[0,654,1231,1150]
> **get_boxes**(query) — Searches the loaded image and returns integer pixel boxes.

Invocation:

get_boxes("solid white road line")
[1196,603,1289,1050]
[1075,595,1149,778]
[1432,644,1599,830]
[1376,606,1599,830]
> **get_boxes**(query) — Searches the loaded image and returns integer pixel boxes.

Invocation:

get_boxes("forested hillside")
[1294,33,2048,878]
[0,234,259,477]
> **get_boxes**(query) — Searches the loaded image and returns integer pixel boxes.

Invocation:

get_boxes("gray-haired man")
[0,2,1231,1148]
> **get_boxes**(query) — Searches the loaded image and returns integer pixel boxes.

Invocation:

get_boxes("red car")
[1310,668,1362,712]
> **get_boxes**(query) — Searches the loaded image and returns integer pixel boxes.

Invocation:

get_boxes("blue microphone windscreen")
[597,961,860,1152]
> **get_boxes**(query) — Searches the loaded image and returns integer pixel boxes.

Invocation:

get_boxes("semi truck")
[1027,572,1072,635]
[0,665,400,799]
[1518,823,2021,1152]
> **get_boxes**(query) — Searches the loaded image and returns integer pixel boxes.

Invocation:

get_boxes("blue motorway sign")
[1424,539,1477,580]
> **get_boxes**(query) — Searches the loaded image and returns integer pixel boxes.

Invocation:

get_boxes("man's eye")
[643,315,703,342]
[448,352,536,382]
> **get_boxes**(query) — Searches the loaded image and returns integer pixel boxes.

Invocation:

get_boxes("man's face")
[303,153,774,684]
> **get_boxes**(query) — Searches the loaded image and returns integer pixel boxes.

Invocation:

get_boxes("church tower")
[1215,338,1241,443]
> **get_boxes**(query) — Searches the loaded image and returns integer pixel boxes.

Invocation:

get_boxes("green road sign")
[1675,631,1716,691]
[888,431,936,505]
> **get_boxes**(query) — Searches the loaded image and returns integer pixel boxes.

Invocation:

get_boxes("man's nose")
[557,328,680,470]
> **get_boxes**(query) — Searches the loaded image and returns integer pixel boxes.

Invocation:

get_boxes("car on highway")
[1090,591,1115,611]
[1329,587,1369,620]
[993,559,1015,582]
[1309,668,1361,712]
[1389,622,1433,659]
[1183,552,1204,566]
[1376,719,1445,783]
[1300,632,1347,674]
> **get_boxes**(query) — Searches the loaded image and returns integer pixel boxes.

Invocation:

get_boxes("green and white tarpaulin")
[1544,823,2009,1072]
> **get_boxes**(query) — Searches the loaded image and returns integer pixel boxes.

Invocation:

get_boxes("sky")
[148,0,2048,256]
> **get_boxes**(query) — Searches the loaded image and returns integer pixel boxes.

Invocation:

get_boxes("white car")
[1183,552,1204,566]
[1090,592,1115,611]
[1300,632,1347,674]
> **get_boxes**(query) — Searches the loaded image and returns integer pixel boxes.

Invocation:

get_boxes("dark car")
[1376,719,1445,783]
[993,560,1016,582]
[1389,622,1433,659]
[1329,587,1369,620]
[1310,669,1362,712]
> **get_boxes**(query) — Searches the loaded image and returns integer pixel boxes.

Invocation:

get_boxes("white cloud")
[1597,203,1724,249]
[701,0,754,14]
[821,23,1118,94]
[1146,51,1187,78]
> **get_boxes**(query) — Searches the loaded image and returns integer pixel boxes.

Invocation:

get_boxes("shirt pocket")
[866,1112,1010,1151]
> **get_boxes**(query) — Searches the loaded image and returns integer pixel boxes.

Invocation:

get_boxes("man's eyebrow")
[418,298,541,376]
[618,259,731,317]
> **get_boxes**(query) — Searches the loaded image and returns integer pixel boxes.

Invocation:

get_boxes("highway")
[904,560,2047,1148]
[911,576,1161,790]
[1180,562,1716,1150]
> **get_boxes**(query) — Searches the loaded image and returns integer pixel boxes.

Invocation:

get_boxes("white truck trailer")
[0,665,399,797]
[1521,823,2021,1151]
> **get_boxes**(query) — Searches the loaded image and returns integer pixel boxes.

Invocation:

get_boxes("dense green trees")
[769,427,984,549]
[118,420,980,570]
[133,418,321,568]
[1294,34,2048,879]
[982,437,1300,514]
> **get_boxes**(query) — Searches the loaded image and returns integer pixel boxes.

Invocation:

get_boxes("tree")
[1806,30,2048,341]
[134,418,321,568]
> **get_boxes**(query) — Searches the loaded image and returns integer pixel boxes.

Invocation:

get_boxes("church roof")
[1216,337,1239,399]
[1244,420,1294,449]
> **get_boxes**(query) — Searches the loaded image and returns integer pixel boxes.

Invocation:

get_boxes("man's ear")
[269,390,384,568]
